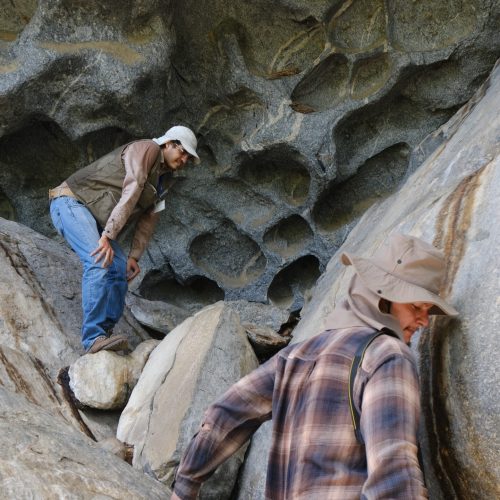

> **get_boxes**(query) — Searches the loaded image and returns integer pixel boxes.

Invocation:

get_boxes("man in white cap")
[171,234,458,500]
[49,126,199,354]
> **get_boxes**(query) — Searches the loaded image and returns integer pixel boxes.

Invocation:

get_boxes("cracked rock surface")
[117,302,259,498]
[1,0,498,310]
[1,2,500,498]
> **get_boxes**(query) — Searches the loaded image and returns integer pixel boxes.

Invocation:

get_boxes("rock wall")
[0,387,169,498]
[1,0,499,310]
[0,2,499,498]
[237,60,500,500]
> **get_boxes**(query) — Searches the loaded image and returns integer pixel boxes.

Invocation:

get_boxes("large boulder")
[0,218,150,372]
[0,387,169,498]
[236,61,500,500]
[68,340,159,410]
[117,301,259,499]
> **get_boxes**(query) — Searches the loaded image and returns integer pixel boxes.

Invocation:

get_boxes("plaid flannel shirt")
[174,326,428,499]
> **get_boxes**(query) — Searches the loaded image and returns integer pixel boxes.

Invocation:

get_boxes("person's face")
[163,141,192,171]
[390,302,433,343]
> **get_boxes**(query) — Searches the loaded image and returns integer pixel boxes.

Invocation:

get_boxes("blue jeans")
[50,196,128,351]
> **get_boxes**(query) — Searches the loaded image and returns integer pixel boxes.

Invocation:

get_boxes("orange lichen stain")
[266,67,301,80]
[0,346,35,403]
[39,41,143,65]
[0,31,17,41]
[434,164,488,297]
[290,102,316,114]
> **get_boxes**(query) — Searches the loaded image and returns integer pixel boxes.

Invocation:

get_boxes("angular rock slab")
[127,293,191,334]
[237,62,500,500]
[118,301,259,499]
[0,387,168,499]
[226,299,290,331]
[245,324,291,360]
[69,340,159,410]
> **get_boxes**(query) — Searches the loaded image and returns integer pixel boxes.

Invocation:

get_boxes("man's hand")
[170,493,181,500]
[127,257,140,281]
[91,234,114,267]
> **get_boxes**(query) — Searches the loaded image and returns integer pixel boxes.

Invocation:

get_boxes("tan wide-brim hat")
[341,234,459,316]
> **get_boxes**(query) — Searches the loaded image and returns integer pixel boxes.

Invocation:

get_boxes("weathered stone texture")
[0,1,499,498]
[0,218,149,371]
[1,0,498,310]
[69,340,159,410]
[237,60,500,500]
[118,302,259,498]
[0,387,169,499]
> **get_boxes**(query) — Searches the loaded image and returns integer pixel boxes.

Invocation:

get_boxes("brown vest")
[66,140,174,230]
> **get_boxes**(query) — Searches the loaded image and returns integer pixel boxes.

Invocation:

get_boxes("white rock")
[118,301,259,499]
[69,340,159,410]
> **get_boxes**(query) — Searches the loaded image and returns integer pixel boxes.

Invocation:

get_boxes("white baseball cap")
[153,125,200,164]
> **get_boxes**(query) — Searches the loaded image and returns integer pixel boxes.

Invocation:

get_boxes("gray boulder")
[117,301,259,499]
[0,387,168,499]
[69,340,159,410]
[226,299,291,331]
[244,324,291,360]
[127,293,192,334]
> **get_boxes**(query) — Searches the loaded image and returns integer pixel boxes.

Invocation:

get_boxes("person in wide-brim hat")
[171,234,459,500]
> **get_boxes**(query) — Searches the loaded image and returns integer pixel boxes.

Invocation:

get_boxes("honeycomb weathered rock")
[1,0,499,311]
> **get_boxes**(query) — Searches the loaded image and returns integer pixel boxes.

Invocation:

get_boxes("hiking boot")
[87,334,129,354]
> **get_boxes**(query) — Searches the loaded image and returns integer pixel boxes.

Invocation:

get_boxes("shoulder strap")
[348,328,399,445]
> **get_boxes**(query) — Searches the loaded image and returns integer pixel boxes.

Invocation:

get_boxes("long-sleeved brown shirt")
[58,140,169,260]
[104,141,164,260]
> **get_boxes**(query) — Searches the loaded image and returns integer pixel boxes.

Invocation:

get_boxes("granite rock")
[118,301,259,499]
[1,1,499,309]
[237,59,500,500]
[0,387,169,499]
[69,340,159,410]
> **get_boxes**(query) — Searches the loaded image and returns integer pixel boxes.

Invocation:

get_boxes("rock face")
[127,293,191,334]
[69,340,159,410]
[237,61,500,500]
[0,387,169,499]
[1,1,499,310]
[117,301,259,498]
[0,214,151,440]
